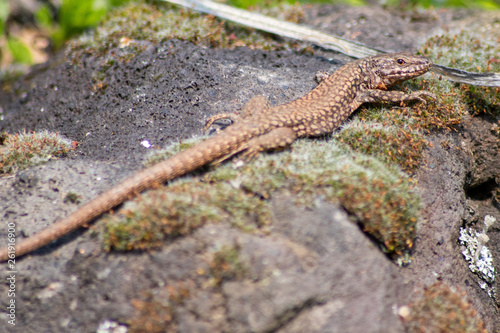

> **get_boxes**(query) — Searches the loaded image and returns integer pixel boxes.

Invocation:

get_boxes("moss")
[0,130,74,175]
[406,282,487,333]
[102,171,270,252]
[144,136,205,167]
[128,282,192,332]
[64,192,81,204]
[210,244,247,286]
[337,121,428,172]
[355,79,465,133]
[129,298,175,333]
[66,1,305,69]
[102,182,221,251]
[419,28,500,119]
[102,137,419,258]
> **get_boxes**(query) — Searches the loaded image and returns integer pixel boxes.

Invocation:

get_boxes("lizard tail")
[0,131,251,262]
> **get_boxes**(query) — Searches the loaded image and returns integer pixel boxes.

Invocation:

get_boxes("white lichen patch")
[459,227,495,286]
[96,320,128,333]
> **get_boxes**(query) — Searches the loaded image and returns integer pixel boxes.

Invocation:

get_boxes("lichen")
[459,215,497,298]
[459,227,495,283]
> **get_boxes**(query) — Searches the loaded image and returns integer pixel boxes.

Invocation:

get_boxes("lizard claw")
[412,91,436,105]
[237,147,261,164]
[315,71,331,84]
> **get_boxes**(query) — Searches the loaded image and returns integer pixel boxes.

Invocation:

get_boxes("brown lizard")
[0,52,435,262]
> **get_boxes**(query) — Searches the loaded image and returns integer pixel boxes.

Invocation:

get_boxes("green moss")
[210,244,247,286]
[337,121,428,172]
[64,192,82,204]
[355,78,466,133]
[144,136,205,167]
[102,182,221,251]
[419,28,500,118]
[102,137,419,257]
[129,298,175,333]
[0,130,74,175]
[406,282,487,333]
[66,1,304,69]
[102,168,270,252]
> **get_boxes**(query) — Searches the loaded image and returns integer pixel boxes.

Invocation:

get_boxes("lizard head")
[371,52,432,87]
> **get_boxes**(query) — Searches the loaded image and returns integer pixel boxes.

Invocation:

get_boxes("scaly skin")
[0,52,435,261]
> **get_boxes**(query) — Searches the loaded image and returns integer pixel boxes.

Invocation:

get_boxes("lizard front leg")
[347,89,435,114]
[355,89,436,105]
[315,71,331,83]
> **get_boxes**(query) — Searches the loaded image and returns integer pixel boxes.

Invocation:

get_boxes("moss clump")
[102,178,270,251]
[406,282,487,333]
[144,136,206,167]
[128,282,192,332]
[233,139,420,256]
[355,79,464,133]
[0,130,74,175]
[419,28,500,119]
[103,182,221,251]
[66,1,304,68]
[102,137,419,258]
[64,192,81,204]
[337,121,428,172]
[129,298,175,333]
[210,244,247,286]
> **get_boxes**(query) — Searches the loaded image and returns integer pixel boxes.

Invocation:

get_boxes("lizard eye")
[397,59,405,65]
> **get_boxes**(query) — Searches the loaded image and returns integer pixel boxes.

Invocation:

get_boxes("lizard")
[0,52,435,262]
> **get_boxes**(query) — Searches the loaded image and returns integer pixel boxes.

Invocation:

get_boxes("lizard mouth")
[381,65,430,83]
[383,65,429,78]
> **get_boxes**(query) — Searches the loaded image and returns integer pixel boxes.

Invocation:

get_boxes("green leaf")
[6,37,33,65]
[109,0,131,6]
[0,0,10,36]
[35,4,54,28]
[60,0,110,38]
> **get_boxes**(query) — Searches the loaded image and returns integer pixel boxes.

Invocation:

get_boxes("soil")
[0,4,499,332]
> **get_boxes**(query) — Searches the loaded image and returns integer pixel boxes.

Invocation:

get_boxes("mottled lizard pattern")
[0,52,435,261]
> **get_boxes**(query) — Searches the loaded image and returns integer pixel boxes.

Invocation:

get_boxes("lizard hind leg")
[209,127,296,166]
[238,127,297,161]
[203,95,271,132]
